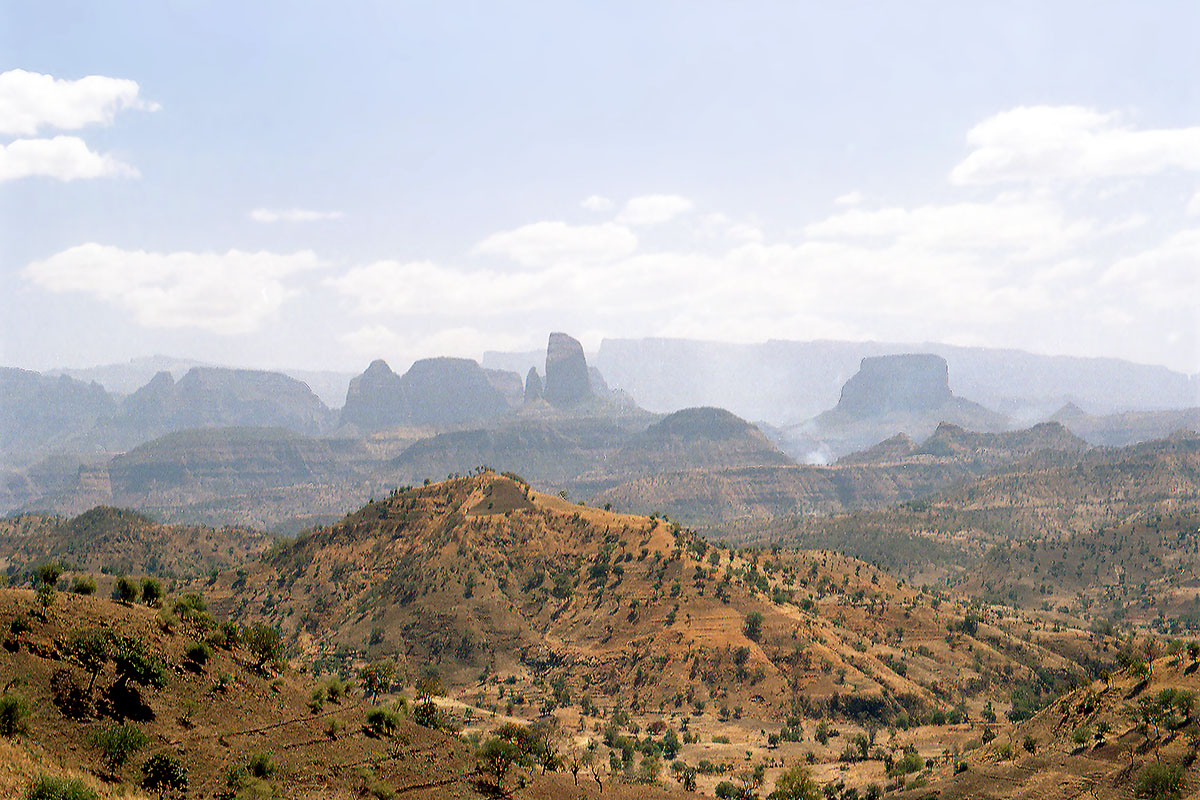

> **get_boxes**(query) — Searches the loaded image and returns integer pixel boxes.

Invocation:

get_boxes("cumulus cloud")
[581,194,613,211]
[249,208,345,223]
[0,69,158,136]
[24,244,322,334]
[833,191,864,206]
[0,136,139,182]
[951,105,1200,185]
[615,194,694,225]
[472,221,637,266]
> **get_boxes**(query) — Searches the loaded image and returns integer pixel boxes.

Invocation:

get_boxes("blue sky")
[2,2,1198,375]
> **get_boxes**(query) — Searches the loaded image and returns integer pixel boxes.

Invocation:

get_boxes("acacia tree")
[358,660,395,704]
[479,737,521,791]
[70,628,110,692]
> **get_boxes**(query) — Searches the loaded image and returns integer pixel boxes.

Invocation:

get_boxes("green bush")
[141,578,164,607]
[112,576,138,604]
[25,774,99,800]
[70,576,97,595]
[0,691,30,738]
[246,751,277,779]
[141,752,187,797]
[366,706,401,736]
[91,722,149,774]
[184,641,212,668]
[1138,760,1183,800]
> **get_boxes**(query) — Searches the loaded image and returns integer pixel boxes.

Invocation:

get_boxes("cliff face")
[836,354,953,417]
[542,332,593,407]
[341,357,510,431]
[341,360,406,430]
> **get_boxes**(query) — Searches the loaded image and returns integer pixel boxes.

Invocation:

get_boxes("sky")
[1,1,1198,376]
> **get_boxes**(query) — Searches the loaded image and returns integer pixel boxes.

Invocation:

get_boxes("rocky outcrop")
[341,360,406,430]
[588,366,611,398]
[523,368,543,405]
[543,332,593,407]
[398,358,510,427]
[341,357,510,431]
[837,354,953,417]
[485,369,524,408]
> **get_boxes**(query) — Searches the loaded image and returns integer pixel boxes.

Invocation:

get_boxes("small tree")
[141,579,164,608]
[70,628,110,692]
[743,611,764,642]
[245,623,284,671]
[358,660,395,704]
[141,752,187,799]
[480,737,521,790]
[769,765,821,800]
[112,636,168,691]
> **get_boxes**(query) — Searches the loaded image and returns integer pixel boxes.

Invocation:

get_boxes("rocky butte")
[542,331,593,407]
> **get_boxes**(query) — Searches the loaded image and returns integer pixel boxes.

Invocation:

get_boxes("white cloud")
[833,191,864,206]
[1188,191,1200,216]
[24,244,323,334]
[472,221,636,266]
[581,194,613,211]
[0,69,158,136]
[249,208,345,223]
[951,105,1200,185]
[615,194,694,225]
[804,192,1093,259]
[0,136,138,182]
[340,324,530,364]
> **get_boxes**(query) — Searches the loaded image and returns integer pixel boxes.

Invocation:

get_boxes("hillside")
[895,651,1200,800]
[0,585,698,799]
[0,506,274,579]
[205,474,1108,736]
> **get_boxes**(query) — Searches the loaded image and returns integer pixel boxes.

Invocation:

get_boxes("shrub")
[743,611,764,642]
[1072,725,1091,747]
[245,623,284,670]
[308,686,326,713]
[1138,760,1183,800]
[184,641,212,669]
[25,774,99,800]
[91,722,149,774]
[112,636,168,690]
[0,691,30,737]
[246,751,277,779]
[71,576,97,595]
[68,628,108,692]
[112,576,138,604]
[141,752,187,797]
[213,671,232,693]
[141,579,164,608]
[366,706,401,736]
[1022,735,1038,754]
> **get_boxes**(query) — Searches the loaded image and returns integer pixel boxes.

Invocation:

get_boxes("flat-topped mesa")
[523,367,543,405]
[398,357,509,426]
[341,359,405,430]
[836,354,953,417]
[542,331,593,407]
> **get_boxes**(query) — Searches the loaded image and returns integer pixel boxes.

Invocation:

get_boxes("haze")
[1,2,1197,379]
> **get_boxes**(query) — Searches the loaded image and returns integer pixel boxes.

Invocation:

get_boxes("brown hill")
[0,505,274,579]
[0,585,694,799]
[895,651,1200,800]
[204,474,1103,731]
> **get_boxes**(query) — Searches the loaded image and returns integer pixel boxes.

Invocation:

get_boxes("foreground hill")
[0,586,694,799]
[896,651,1200,800]
[207,474,1106,734]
